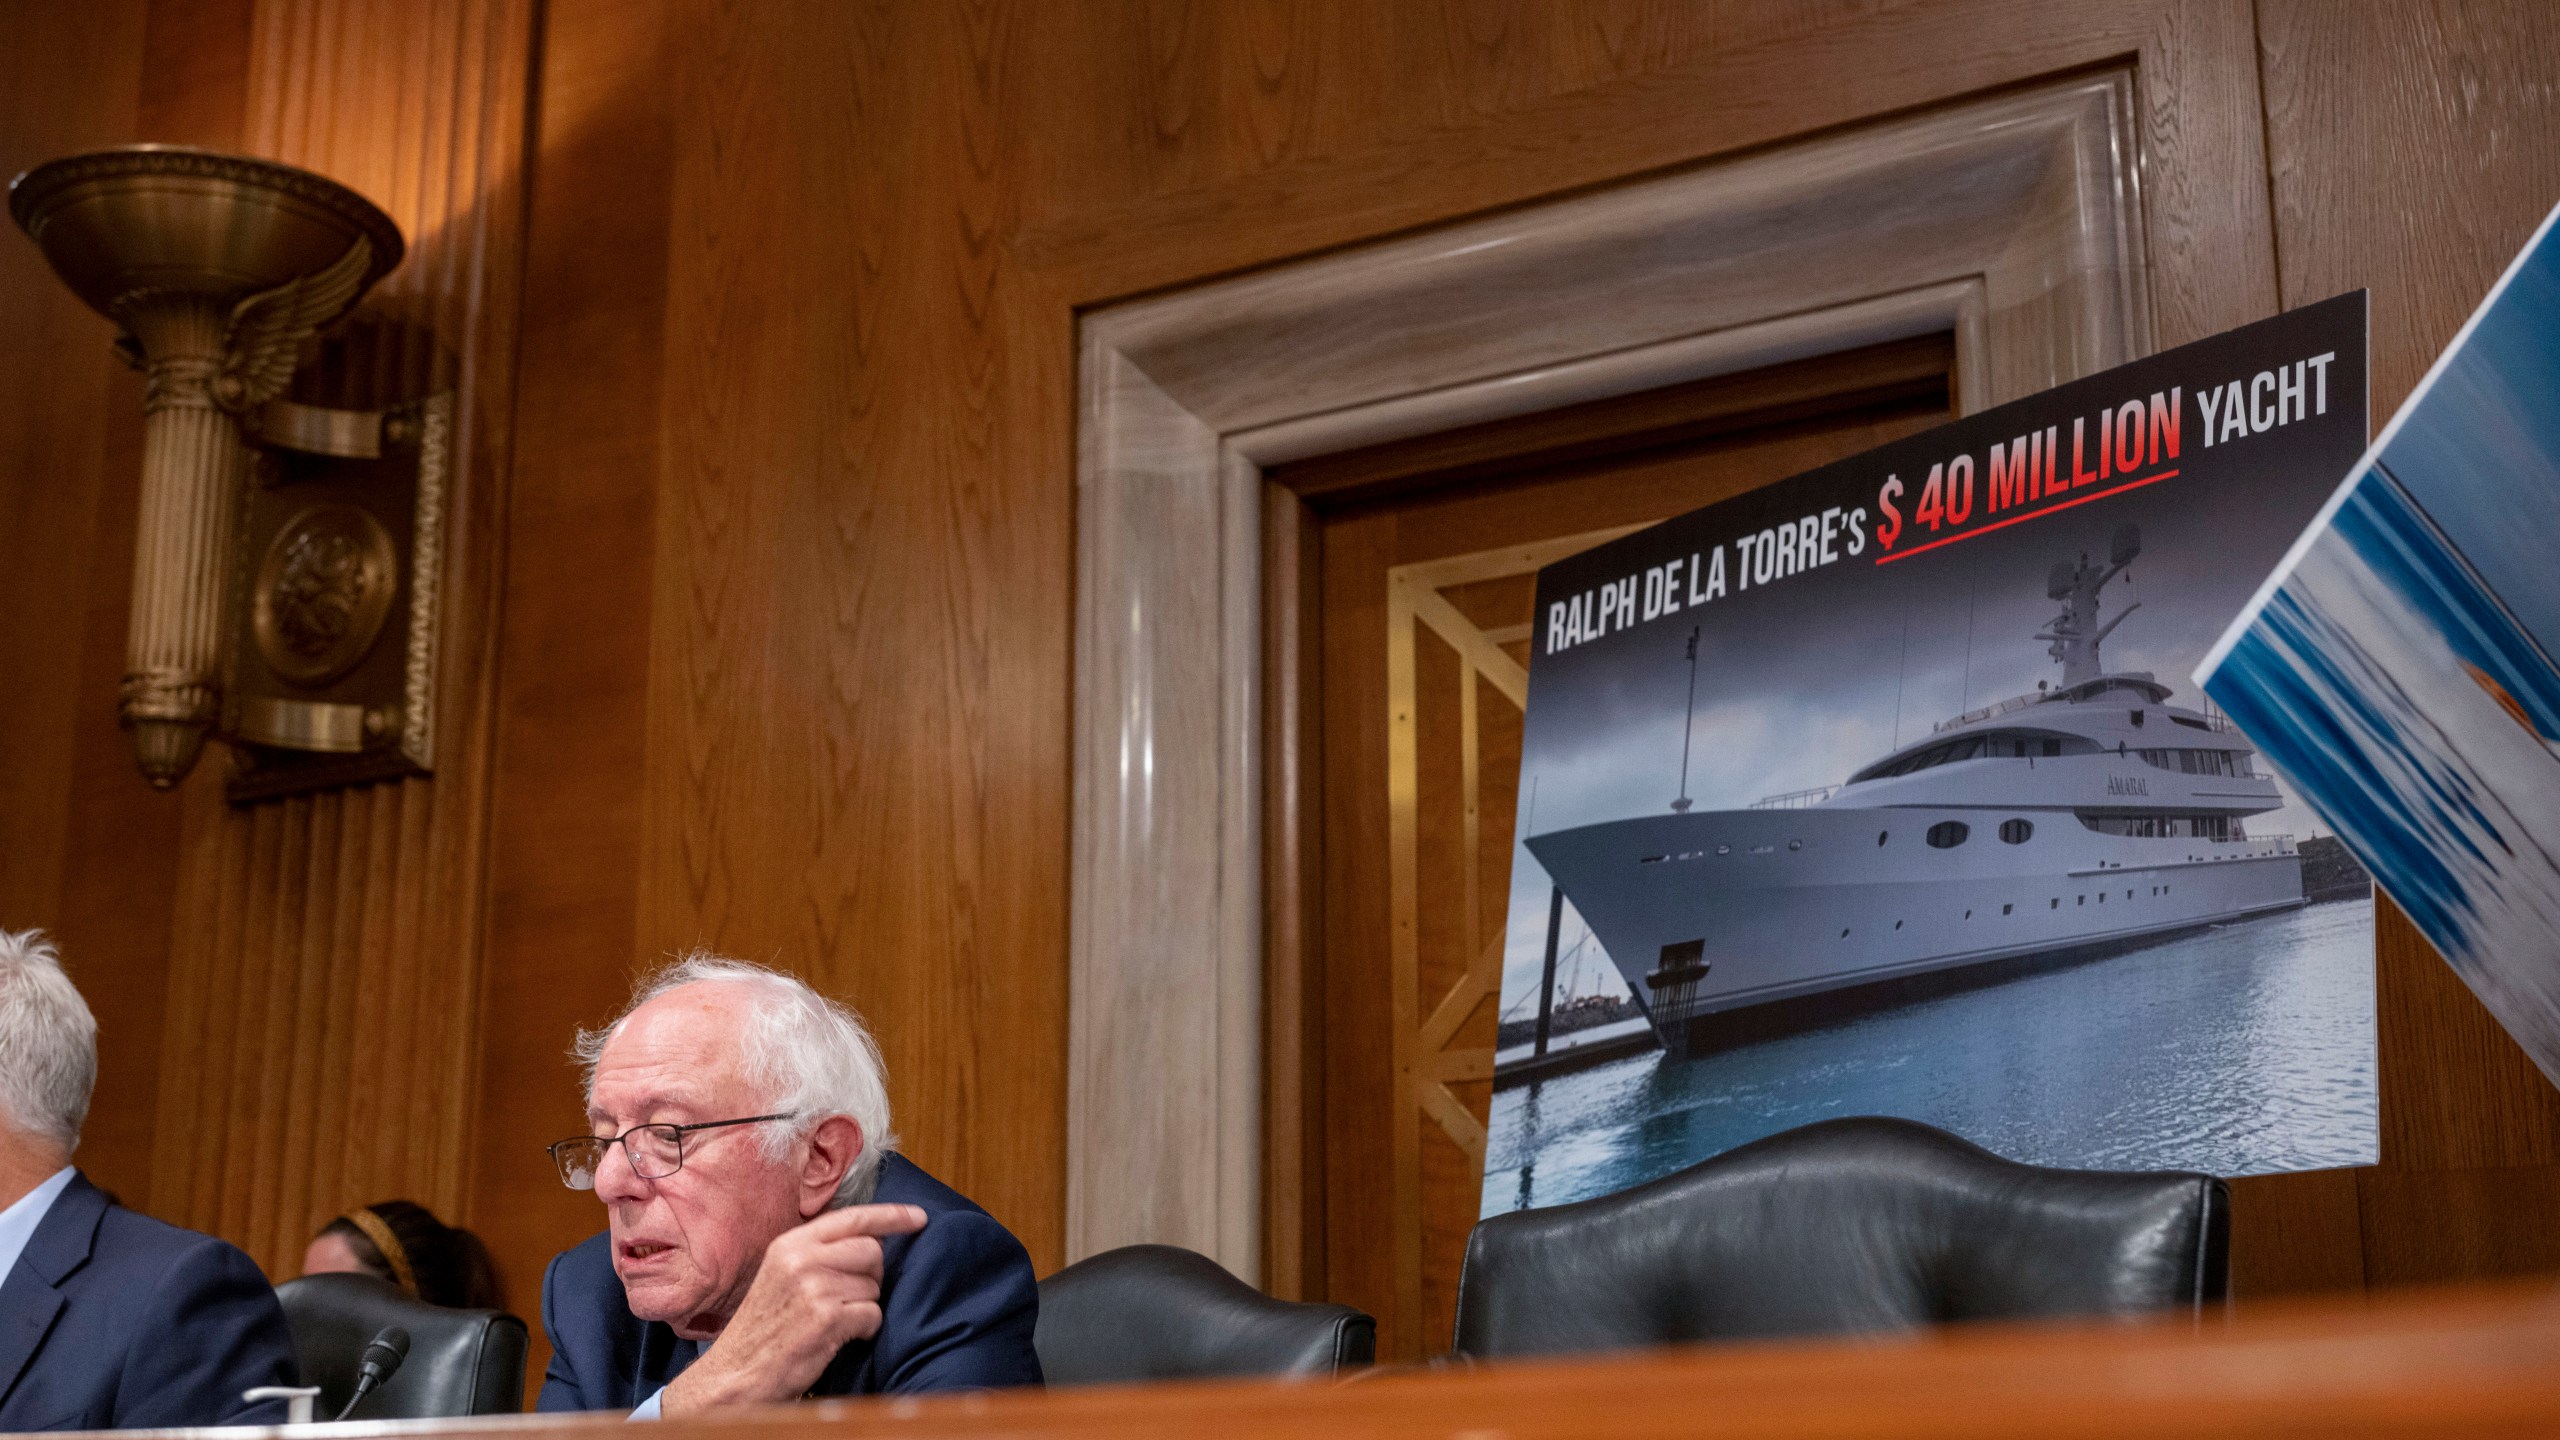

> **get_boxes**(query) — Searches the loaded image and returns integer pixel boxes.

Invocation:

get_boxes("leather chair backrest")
[274,1272,529,1418]
[1454,1116,2227,1359]
[1036,1244,1375,1385]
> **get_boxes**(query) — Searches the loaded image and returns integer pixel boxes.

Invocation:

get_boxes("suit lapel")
[0,1174,103,1413]
[638,1324,688,1406]
[0,1277,65,1413]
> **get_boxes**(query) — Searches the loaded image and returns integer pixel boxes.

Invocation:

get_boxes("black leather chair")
[1035,1244,1375,1385]
[274,1272,529,1418]
[1454,1116,2227,1358]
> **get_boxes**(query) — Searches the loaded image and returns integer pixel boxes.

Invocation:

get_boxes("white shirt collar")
[0,1166,80,1284]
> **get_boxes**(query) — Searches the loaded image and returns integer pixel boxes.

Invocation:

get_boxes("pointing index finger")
[806,1203,929,1241]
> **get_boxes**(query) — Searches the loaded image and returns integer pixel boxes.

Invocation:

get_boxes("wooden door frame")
[1066,69,2185,1289]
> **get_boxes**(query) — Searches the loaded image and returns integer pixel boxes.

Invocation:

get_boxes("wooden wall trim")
[1070,72,2152,1283]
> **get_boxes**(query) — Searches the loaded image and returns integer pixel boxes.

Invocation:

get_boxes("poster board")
[1490,295,2376,1218]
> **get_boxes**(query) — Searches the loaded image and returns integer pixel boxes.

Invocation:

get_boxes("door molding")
[1069,71,2152,1282]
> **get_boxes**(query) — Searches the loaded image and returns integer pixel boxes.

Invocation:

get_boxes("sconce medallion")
[222,392,447,801]
[252,503,399,686]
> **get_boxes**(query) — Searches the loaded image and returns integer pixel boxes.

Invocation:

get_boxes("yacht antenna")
[1672,626,1700,812]
[2034,525,2144,687]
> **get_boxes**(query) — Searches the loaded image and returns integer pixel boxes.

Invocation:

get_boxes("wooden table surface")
[137,1281,2560,1439]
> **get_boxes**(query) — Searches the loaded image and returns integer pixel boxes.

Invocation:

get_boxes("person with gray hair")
[0,929,300,1430]
[535,953,1041,1414]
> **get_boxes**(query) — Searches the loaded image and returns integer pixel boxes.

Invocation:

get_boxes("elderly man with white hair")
[536,954,1041,1414]
[0,930,300,1430]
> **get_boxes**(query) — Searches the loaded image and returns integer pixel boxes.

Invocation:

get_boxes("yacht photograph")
[1526,526,2311,1050]
[1488,305,2378,1219]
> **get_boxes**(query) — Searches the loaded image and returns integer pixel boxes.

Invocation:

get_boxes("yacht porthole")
[1787,839,1804,851]
[1714,844,1730,856]
[1876,830,1889,846]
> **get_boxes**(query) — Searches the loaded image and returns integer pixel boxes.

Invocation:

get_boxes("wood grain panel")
[0,0,166,1209]
[2226,1169,2366,1301]
[137,0,538,1281]
[0,0,145,941]
[1318,505,1400,1331]
[631,0,1070,1262]
[2356,1165,2560,1288]
[467,0,682,1372]
[1262,487,1326,1299]
[1021,0,2272,341]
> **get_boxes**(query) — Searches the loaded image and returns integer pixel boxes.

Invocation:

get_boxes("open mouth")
[621,1241,674,1263]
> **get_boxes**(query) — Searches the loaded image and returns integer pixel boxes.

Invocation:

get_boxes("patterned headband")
[346,1206,417,1296]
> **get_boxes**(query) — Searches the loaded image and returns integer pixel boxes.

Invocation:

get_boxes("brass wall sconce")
[11,146,444,799]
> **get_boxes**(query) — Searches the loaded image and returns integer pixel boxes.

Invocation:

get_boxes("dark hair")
[318,1200,503,1311]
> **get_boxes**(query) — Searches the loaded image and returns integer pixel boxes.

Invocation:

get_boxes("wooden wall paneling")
[1022,1,2272,340]
[1262,485,1326,1299]
[129,0,538,1277]
[0,0,145,939]
[2257,0,2560,419]
[1318,506,1400,1324]
[0,0,199,1208]
[2225,1169,2368,1301]
[2356,1165,2560,1287]
[2256,0,2560,1290]
[634,1,1070,1265]
[468,0,682,1341]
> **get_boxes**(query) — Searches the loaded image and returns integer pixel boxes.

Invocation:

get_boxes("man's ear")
[797,1115,865,1218]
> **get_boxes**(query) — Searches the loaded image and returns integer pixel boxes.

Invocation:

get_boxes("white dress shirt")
[0,1166,79,1283]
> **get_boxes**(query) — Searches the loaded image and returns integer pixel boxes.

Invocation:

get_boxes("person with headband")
[304,1200,503,1311]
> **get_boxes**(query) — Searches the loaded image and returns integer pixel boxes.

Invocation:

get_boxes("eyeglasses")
[547,1113,795,1190]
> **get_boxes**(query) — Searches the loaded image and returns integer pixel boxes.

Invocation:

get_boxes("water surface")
[1483,898,2376,1217]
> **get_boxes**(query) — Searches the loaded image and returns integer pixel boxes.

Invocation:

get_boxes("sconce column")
[122,297,246,787]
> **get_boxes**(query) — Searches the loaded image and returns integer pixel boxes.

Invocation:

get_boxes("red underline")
[1874,468,2183,565]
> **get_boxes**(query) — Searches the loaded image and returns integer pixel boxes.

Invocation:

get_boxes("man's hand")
[659,1204,928,1414]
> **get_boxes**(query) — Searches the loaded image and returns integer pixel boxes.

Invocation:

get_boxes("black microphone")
[333,1326,411,1421]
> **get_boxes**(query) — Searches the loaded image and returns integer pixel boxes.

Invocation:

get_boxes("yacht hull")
[1526,806,2304,1042]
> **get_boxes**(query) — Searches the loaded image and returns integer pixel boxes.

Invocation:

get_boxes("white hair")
[0,930,97,1153]
[573,952,897,1206]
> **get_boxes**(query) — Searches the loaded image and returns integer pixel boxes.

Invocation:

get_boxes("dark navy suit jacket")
[0,1172,300,1431]
[538,1153,1041,1410]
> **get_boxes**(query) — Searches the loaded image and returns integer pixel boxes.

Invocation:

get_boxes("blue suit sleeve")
[113,1238,298,1427]
[874,1210,1043,1393]
[537,1249,592,1413]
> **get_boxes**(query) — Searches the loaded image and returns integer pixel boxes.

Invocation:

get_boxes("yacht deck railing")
[1749,785,1840,810]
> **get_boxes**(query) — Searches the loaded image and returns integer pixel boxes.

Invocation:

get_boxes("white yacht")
[1525,526,2304,1047]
